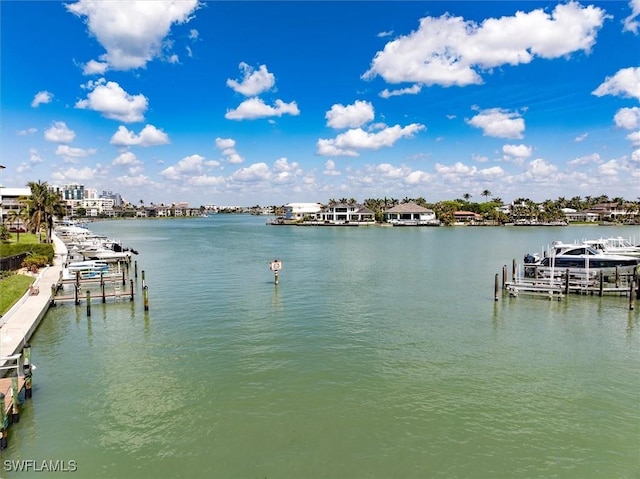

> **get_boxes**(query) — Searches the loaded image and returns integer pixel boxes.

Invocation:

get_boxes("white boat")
[583,236,640,258]
[524,241,639,278]
[62,260,110,280]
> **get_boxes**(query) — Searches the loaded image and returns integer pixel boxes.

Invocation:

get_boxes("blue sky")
[1,1,639,207]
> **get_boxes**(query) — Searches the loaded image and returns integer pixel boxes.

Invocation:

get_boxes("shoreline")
[0,234,68,373]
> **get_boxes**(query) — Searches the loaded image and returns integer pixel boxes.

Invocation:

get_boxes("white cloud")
[189,175,226,187]
[623,0,640,33]
[17,128,37,136]
[44,121,76,143]
[435,162,477,177]
[405,170,432,184]
[76,79,148,122]
[592,67,640,100]
[225,98,300,120]
[614,107,640,129]
[325,101,375,129]
[525,158,558,179]
[317,123,424,157]
[215,137,243,164]
[377,30,394,38]
[568,153,602,167]
[273,157,299,173]
[598,159,619,176]
[83,59,109,75]
[574,133,588,142]
[31,91,53,107]
[110,124,170,146]
[16,163,31,174]
[226,63,275,96]
[51,166,96,182]
[502,144,532,158]
[29,149,43,164]
[379,85,422,98]
[160,154,206,180]
[375,163,411,179]
[467,108,525,139]
[230,162,271,182]
[478,166,505,179]
[112,151,141,166]
[55,144,97,163]
[363,2,607,88]
[116,175,153,187]
[66,0,200,70]
[627,130,640,146]
[323,159,341,176]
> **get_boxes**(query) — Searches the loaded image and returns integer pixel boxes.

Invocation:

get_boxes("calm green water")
[3,216,639,478]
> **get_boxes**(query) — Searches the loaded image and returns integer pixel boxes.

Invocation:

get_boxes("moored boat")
[523,241,640,278]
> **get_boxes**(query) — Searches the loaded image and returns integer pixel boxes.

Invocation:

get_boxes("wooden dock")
[499,261,639,308]
[50,272,135,305]
[0,350,31,450]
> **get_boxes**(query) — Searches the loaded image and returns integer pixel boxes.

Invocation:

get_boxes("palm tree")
[463,193,472,201]
[20,181,63,243]
[43,190,65,243]
[480,189,492,202]
[6,207,26,242]
[21,181,48,240]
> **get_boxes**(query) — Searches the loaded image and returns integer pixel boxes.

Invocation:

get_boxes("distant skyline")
[1,1,639,206]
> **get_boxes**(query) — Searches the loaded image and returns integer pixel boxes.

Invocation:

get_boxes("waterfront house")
[561,208,599,222]
[283,202,323,221]
[383,203,439,226]
[319,203,375,224]
[453,211,482,224]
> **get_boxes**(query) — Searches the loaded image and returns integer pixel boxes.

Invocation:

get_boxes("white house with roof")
[283,203,323,220]
[383,203,439,226]
[318,203,375,224]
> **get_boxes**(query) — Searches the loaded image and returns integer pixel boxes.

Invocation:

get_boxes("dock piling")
[599,271,604,297]
[10,371,19,423]
[86,290,91,317]
[494,273,499,301]
[143,286,149,311]
[0,392,6,449]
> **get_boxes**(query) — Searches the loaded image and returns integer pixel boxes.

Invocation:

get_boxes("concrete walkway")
[0,234,67,369]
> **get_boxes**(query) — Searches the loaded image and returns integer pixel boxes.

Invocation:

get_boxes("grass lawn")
[4,233,40,244]
[0,274,34,316]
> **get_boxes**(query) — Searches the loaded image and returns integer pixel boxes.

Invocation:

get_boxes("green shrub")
[22,254,49,271]
[0,243,54,263]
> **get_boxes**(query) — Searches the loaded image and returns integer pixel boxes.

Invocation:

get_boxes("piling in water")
[10,371,19,423]
[86,290,91,317]
[599,270,604,297]
[23,344,33,399]
[0,392,7,449]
